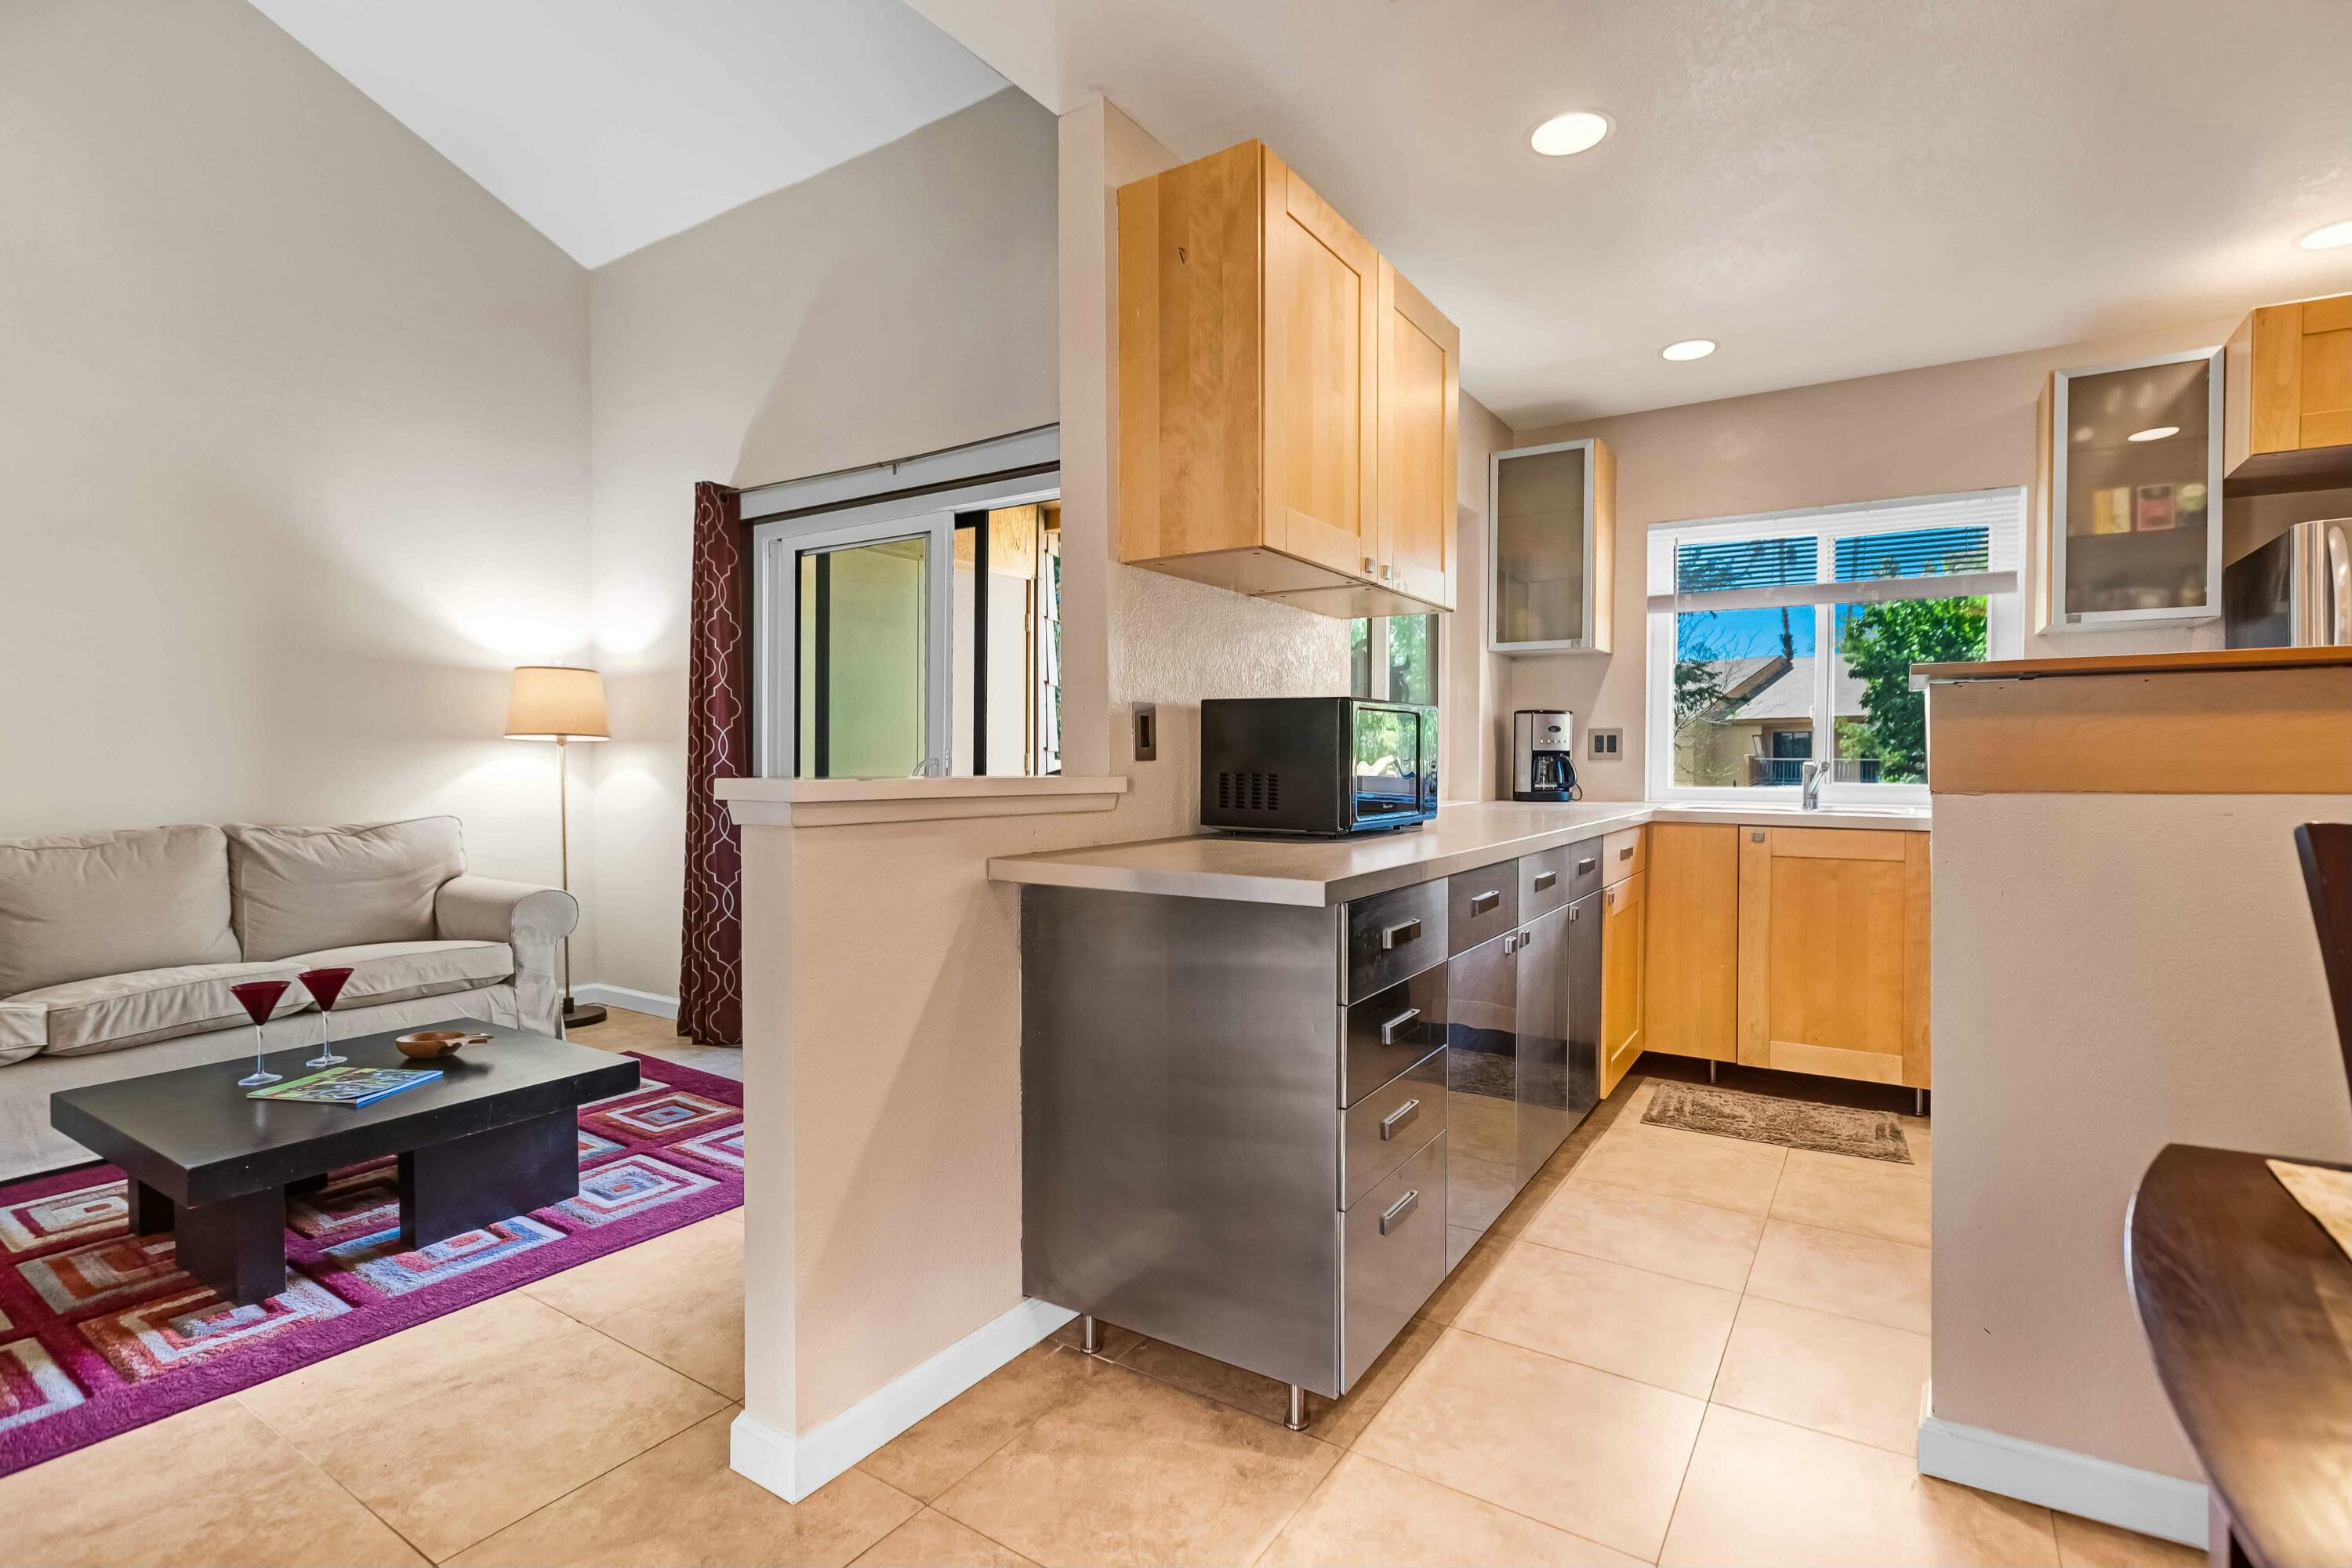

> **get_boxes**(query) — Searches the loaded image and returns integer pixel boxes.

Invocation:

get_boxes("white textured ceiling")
[247,0,1007,268]
[909,0,2352,426]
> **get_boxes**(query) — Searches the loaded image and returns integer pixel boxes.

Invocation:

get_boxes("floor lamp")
[506,665,608,1033]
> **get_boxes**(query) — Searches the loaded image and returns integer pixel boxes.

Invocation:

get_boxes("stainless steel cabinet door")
[1514,905,1572,1185]
[1445,933,1517,1270]
[1565,890,1602,1127]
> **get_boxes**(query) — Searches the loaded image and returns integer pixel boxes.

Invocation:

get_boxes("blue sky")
[1675,606,1819,661]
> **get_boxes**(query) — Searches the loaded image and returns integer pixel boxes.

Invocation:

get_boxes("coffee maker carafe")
[1512,710,1581,802]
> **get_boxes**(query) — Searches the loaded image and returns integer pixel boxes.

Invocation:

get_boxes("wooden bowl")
[394,1030,491,1060]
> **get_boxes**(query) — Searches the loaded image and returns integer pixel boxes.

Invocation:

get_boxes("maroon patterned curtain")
[680,481,748,1046]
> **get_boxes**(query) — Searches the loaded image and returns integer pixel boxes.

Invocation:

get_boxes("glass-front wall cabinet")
[1490,437,1614,653]
[2049,348,2223,626]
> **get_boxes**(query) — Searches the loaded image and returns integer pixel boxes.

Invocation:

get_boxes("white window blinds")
[1646,487,2024,614]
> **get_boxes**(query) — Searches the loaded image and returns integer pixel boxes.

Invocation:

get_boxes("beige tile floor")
[0,1042,2204,1568]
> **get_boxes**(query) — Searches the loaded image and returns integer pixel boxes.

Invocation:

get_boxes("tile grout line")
[570,1310,744,1406]
[230,1393,441,1567]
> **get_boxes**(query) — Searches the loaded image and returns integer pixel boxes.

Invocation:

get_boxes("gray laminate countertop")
[986,800,1929,907]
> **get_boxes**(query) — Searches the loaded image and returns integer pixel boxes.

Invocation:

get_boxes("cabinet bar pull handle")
[1532,870,1558,891]
[1470,889,1501,914]
[1577,857,1598,875]
[1378,1007,1421,1044]
[1380,918,1422,951]
[1379,1099,1421,1140]
[1618,845,1634,861]
[1380,1189,1421,1235]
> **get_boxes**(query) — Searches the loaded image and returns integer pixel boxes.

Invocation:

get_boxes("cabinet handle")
[1618,845,1634,862]
[1379,1189,1421,1236]
[1577,857,1598,875]
[1380,917,1423,951]
[1532,870,1558,891]
[1382,564,1396,581]
[1362,555,1377,575]
[1379,1007,1422,1044]
[1470,889,1501,915]
[1379,1098,1421,1141]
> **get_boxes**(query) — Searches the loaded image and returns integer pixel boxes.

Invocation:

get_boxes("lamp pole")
[557,733,604,1031]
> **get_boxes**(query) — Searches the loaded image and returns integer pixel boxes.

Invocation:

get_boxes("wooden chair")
[2294,822,2352,1091]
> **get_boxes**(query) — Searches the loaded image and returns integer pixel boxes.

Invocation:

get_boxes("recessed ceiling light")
[1661,339,1717,361]
[2296,219,2352,250]
[1530,111,1611,157]
[2127,426,2180,442]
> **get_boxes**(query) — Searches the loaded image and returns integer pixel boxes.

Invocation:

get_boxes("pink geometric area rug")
[0,1052,742,1478]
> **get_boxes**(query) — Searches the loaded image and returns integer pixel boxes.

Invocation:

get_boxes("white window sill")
[714,775,1129,829]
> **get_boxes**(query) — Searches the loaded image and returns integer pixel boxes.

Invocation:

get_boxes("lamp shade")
[505,666,608,740]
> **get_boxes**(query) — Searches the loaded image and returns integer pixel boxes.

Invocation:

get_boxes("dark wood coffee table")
[51,1021,639,1305]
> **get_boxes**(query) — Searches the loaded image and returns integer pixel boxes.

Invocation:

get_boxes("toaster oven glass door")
[1351,704,1427,827]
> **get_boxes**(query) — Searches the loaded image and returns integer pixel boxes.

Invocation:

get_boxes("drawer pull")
[1469,889,1501,915]
[1532,870,1558,891]
[1381,917,1423,951]
[1576,856,1598,875]
[1380,1189,1421,1236]
[1379,1007,1422,1044]
[1617,845,1634,861]
[1378,1098,1422,1141]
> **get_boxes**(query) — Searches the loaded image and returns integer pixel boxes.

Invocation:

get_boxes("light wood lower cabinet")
[1641,824,1740,1065]
[1598,869,1646,1098]
[1736,827,1930,1090]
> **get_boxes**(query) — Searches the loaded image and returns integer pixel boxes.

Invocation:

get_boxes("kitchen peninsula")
[989,800,1930,1425]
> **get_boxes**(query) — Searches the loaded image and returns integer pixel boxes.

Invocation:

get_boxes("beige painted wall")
[0,0,591,891]
[584,89,1061,999]
[1929,788,2352,1478]
[1497,317,2285,800]
[1448,394,1516,803]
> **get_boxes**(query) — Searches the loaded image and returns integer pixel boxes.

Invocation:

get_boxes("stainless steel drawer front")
[1519,846,1571,920]
[1342,1132,1446,1390]
[1566,837,1604,902]
[1447,866,1520,956]
[1345,880,1448,1002]
[1341,1046,1446,1207]
[1342,964,1449,1106]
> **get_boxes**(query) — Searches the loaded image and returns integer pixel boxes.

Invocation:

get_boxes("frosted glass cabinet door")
[1490,437,1613,652]
[2050,348,2224,626]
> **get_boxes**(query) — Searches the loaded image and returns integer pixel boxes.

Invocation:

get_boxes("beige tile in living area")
[2051,1511,2205,1567]
[1576,1121,1786,1214]
[1770,1149,1932,1247]
[453,1405,917,1567]
[0,1397,426,1568]
[1456,1240,1739,1397]
[858,1344,1112,1503]
[521,1211,743,1327]
[595,1272,745,1399]
[1744,1218,1930,1333]
[853,1508,1036,1567]
[931,1361,1336,1567]
[1261,1451,1647,1568]
[239,1290,724,1562]
[1660,1405,2058,1568]
[1519,1176,1766,1290]
[1709,1295,1931,1454]
[1354,1328,1704,1561]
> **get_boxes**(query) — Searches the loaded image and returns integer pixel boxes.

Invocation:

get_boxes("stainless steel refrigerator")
[2223,518,2350,648]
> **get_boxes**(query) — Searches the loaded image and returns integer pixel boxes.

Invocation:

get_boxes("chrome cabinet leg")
[1914,1087,1926,1117]
[1286,1385,1308,1432]
[1079,1314,1102,1356]
[1708,1060,1718,1084]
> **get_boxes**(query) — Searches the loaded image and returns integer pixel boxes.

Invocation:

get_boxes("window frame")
[1642,488,2025,807]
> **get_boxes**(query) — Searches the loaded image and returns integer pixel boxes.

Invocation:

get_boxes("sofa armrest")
[0,1000,45,1066]
[435,877,578,1035]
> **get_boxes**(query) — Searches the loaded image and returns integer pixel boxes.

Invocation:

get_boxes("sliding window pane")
[1670,603,1817,788]
[1831,595,1986,785]
[1387,614,1437,706]
[796,535,928,779]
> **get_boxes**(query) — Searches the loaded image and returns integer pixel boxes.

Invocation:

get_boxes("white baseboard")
[731,1297,1075,1504]
[572,982,678,1020]
[1917,1413,2207,1549]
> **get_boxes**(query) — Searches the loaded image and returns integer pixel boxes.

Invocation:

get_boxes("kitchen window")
[1351,614,1439,706]
[1644,488,2024,802]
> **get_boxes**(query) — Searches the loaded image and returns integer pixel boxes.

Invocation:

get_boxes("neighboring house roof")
[1702,655,1866,724]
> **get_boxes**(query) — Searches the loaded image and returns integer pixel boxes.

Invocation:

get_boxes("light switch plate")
[1588,728,1624,760]
[1133,702,1157,762]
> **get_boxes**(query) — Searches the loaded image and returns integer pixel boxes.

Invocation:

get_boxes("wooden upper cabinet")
[1642,823,1739,1064]
[1117,141,1458,617]
[2226,293,2352,492]
[1736,827,1930,1091]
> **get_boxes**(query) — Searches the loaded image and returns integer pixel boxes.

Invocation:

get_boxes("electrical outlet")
[1133,702,1157,762]
[1588,728,1624,760]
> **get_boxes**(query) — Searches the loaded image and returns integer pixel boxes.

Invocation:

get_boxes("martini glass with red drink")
[228,978,289,1087]
[298,967,355,1069]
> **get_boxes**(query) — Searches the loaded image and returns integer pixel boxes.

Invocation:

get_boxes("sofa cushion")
[226,817,465,962]
[0,1002,45,1067]
[281,940,513,1011]
[15,960,307,1058]
[0,825,238,998]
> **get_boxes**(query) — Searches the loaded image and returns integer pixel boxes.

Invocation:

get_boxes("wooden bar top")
[1915,647,2351,684]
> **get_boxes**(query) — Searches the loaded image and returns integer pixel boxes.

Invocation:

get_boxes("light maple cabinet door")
[1262,148,1380,583]
[1376,258,1459,610]
[1642,824,1739,1062]
[1599,870,1646,1098]
[1737,828,1930,1089]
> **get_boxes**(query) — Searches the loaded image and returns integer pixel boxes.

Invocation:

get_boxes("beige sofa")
[0,817,578,1180]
